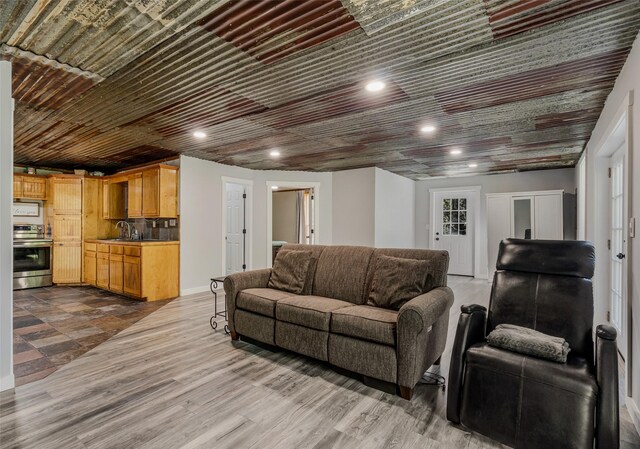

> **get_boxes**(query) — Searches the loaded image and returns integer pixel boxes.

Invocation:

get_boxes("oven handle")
[13,241,53,248]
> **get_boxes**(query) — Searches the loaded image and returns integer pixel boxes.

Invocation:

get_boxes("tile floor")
[13,286,173,386]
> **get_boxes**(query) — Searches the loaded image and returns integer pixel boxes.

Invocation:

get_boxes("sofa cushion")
[313,246,375,304]
[368,255,429,309]
[277,244,326,295]
[236,288,296,318]
[268,250,312,294]
[276,295,353,331]
[331,305,398,346]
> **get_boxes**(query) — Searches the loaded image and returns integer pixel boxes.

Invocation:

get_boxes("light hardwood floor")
[1,276,639,449]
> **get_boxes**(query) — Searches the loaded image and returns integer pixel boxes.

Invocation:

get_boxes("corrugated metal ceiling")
[1,0,639,178]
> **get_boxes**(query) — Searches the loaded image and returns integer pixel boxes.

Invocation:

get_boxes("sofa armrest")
[595,324,619,449]
[446,304,487,423]
[397,286,454,390]
[223,269,272,334]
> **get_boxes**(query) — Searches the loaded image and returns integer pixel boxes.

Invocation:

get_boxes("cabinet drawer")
[123,246,141,257]
[97,252,109,260]
[110,245,124,255]
[97,244,110,253]
[85,242,97,252]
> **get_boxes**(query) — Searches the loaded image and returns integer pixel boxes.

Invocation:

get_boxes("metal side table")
[210,276,230,334]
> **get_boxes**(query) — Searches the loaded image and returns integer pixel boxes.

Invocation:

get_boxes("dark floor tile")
[13,349,43,365]
[13,316,44,329]
[13,336,34,354]
[20,327,63,342]
[74,333,112,349]
[37,339,83,357]
[90,316,130,332]
[47,349,88,367]
[14,322,53,336]
[14,357,55,377]
[15,367,56,386]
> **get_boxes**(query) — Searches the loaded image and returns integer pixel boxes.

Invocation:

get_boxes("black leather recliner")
[447,239,619,449]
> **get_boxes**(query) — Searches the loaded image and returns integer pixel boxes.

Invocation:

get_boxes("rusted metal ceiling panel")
[2,0,640,178]
[197,0,362,64]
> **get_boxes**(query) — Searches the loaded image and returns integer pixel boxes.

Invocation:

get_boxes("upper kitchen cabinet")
[128,172,143,218]
[49,176,82,214]
[102,178,126,220]
[141,165,178,218]
[14,174,47,200]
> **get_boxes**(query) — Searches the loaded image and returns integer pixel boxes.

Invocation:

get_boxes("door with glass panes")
[432,191,474,276]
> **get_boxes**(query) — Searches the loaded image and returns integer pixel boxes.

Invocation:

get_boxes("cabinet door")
[53,215,82,241]
[97,254,110,289]
[142,168,159,217]
[84,251,97,285]
[53,242,82,284]
[123,255,141,297]
[109,253,124,293]
[101,180,110,219]
[22,177,47,199]
[128,173,143,218]
[13,175,23,198]
[534,194,563,239]
[52,178,82,214]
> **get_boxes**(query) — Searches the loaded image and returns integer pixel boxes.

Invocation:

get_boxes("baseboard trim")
[180,285,213,296]
[0,373,15,391]
[627,396,640,436]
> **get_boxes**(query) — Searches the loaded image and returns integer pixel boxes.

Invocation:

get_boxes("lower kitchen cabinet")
[85,240,178,301]
[84,249,97,285]
[96,253,110,289]
[53,242,82,284]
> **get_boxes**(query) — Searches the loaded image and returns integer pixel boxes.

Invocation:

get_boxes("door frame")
[221,177,253,275]
[591,91,633,398]
[266,180,320,268]
[429,186,481,278]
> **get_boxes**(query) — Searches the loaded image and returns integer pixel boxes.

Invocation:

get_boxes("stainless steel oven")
[13,225,53,290]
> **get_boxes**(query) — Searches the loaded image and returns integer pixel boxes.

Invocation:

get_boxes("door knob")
[616,253,626,259]
[435,237,439,241]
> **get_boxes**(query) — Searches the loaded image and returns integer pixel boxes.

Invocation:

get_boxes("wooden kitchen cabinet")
[96,253,110,289]
[13,175,23,198]
[84,249,97,285]
[123,255,141,297]
[109,253,124,293]
[102,179,126,220]
[142,166,177,218]
[50,177,82,214]
[128,173,143,218]
[53,214,82,241]
[53,242,82,284]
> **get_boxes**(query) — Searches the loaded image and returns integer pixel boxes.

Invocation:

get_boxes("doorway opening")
[429,187,480,277]
[266,181,320,267]
[221,178,253,276]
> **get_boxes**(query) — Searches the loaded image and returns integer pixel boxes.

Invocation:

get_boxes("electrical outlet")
[169,219,176,226]
[152,221,156,228]
[164,220,168,228]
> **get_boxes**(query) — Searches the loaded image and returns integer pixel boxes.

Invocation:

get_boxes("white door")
[432,191,474,276]
[225,183,246,275]
[609,148,627,359]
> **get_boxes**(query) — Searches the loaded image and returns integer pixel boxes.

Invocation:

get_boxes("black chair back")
[488,239,596,362]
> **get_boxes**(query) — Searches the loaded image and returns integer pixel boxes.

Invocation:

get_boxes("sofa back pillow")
[268,250,312,294]
[368,255,430,309]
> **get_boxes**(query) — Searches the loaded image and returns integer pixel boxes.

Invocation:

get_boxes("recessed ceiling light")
[468,163,478,168]
[270,150,281,157]
[365,80,386,92]
[193,130,206,139]
[271,186,279,190]
[420,125,437,133]
[450,148,462,155]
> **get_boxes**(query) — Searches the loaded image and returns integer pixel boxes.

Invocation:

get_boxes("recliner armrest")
[446,304,487,423]
[595,324,619,449]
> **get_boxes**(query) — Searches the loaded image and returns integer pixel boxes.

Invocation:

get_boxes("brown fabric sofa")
[223,244,453,399]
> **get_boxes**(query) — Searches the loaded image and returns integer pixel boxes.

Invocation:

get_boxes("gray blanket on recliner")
[487,324,570,363]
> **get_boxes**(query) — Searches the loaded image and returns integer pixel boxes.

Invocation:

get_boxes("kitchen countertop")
[85,239,179,246]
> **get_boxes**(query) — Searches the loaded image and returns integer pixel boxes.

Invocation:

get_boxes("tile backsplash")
[117,218,179,241]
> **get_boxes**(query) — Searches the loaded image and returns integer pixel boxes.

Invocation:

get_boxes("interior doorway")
[430,187,480,277]
[222,178,253,276]
[266,181,320,267]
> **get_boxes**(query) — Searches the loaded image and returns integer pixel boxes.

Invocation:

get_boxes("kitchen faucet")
[115,221,131,239]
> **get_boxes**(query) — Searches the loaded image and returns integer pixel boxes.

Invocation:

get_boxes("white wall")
[272,191,298,243]
[332,168,375,246]
[415,168,576,278]
[179,156,332,294]
[581,31,640,430]
[1,61,14,391]
[374,168,415,248]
